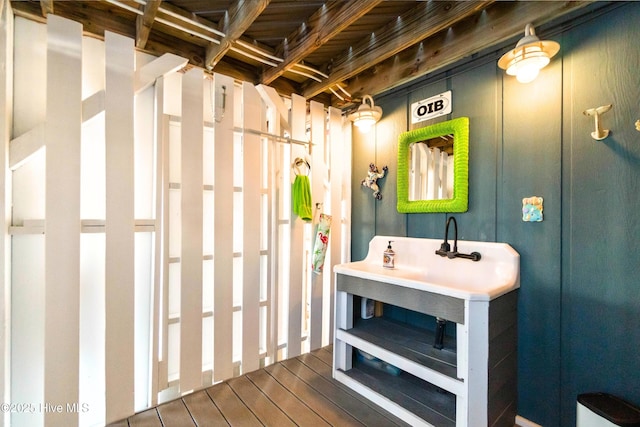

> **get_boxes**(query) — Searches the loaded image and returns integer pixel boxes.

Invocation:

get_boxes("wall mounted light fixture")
[349,95,382,133]
[498,23,560,83]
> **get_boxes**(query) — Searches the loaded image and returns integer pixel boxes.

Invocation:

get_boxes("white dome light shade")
[498,24,559,83]
[349,95,382,133]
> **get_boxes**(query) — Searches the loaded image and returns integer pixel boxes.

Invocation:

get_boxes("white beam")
[134,53,188,94]
[256,84,289,131]
[82,90,105,123]
[9,124,44,170]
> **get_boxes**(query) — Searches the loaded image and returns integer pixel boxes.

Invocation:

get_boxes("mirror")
[397,117,469,213]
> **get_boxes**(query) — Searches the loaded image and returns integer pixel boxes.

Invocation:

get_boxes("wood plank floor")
[108,346,410,427]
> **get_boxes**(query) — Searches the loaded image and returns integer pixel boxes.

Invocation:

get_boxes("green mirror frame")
[397,117,469,213]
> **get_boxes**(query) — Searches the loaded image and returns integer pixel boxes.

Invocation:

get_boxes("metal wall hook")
[583,104,612,140]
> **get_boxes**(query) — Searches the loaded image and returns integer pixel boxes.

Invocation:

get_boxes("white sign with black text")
[411,90,452,124]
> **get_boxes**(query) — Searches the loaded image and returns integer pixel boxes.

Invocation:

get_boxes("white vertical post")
[340,118,352,267]
[266,107,280,363]
[409,143,419,201]
[44,15,82,426]
[431,147,441,200]
[328,106,343,345]
[440,151,448,200]
[155,77,171,395]
[242,82,262,373]
[104,30,135,423]
[213,73,235,381]
[0,4,12,425]
[309,100,325,351]
[461,300,489,426]
[419,144,429,200]
[180,68,204,392]
[287,94,307,358]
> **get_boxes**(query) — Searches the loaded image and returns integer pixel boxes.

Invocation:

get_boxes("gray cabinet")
[333,273,517,427]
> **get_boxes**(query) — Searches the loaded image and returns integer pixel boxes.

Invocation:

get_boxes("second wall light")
[349,95,382,133]
[498,23,560,83]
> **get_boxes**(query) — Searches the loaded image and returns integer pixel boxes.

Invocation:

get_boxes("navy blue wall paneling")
[560,4,640,426]
[350,3,640,426]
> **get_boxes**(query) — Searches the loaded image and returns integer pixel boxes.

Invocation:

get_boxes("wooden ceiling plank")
[302,0,492,99]
[261,0,383,85]
[40,0,54,17]
[136,0,161,49]
[205,0,271,69]
[341,1,593,102]
[11,1,47,24]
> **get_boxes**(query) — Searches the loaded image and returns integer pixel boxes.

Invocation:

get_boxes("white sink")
[334,235,520,301]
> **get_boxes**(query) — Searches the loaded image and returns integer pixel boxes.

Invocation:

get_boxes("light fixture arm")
[361,94,375,109]
[518,23,538,46]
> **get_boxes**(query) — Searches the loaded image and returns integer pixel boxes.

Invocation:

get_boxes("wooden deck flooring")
[108,346,410,427]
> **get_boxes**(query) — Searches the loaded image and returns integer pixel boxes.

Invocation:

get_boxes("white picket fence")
[2,13,351,427]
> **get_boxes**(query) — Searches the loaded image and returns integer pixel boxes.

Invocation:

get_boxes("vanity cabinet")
[333,274,518,427]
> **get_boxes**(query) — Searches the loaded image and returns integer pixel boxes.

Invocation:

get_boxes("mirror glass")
[397,117,469,213]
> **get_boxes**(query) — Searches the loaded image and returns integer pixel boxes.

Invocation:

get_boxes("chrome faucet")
[435,216,481,261]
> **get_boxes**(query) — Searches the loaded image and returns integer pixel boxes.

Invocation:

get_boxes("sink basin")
[334,235,519,301]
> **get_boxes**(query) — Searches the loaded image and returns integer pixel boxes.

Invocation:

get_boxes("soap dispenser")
[383,241,395,269]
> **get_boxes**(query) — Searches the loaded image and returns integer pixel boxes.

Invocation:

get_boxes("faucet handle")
[435,242,450,257]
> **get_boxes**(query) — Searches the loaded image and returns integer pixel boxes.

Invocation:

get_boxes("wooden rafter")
[261,0,383,85]
[205,0,270,70]
[136,0,161,49]
[9,0,605,108]
[40,0,53,17]
[341,1,593,101]
[302,0,492,99]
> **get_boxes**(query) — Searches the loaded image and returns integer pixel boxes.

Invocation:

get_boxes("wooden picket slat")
[242,82,262,374]
[309,100,325,351]
[328,106,345,343]
[267,105,280,364]
[0,2,11,418]
[287,93,307,359]
[180,67,204,392]
[44,14,82,426]
[105,30,136,423]
[155,77,171,396]
[213,73,236,382]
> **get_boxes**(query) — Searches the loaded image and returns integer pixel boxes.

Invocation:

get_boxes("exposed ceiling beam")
[155,1,222,45]
[302,0,492,99]
[136,0,161,49]
[261,0,383,85]
[341,1,594,102]
[205,0,270,69]
[40,0,53,17]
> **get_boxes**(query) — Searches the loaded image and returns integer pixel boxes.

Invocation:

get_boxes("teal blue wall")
[350,3,640,426]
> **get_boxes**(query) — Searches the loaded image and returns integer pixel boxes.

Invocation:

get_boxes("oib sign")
[411,90,452,124]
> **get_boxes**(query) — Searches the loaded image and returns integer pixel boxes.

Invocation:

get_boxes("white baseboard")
[516,415,543,427]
